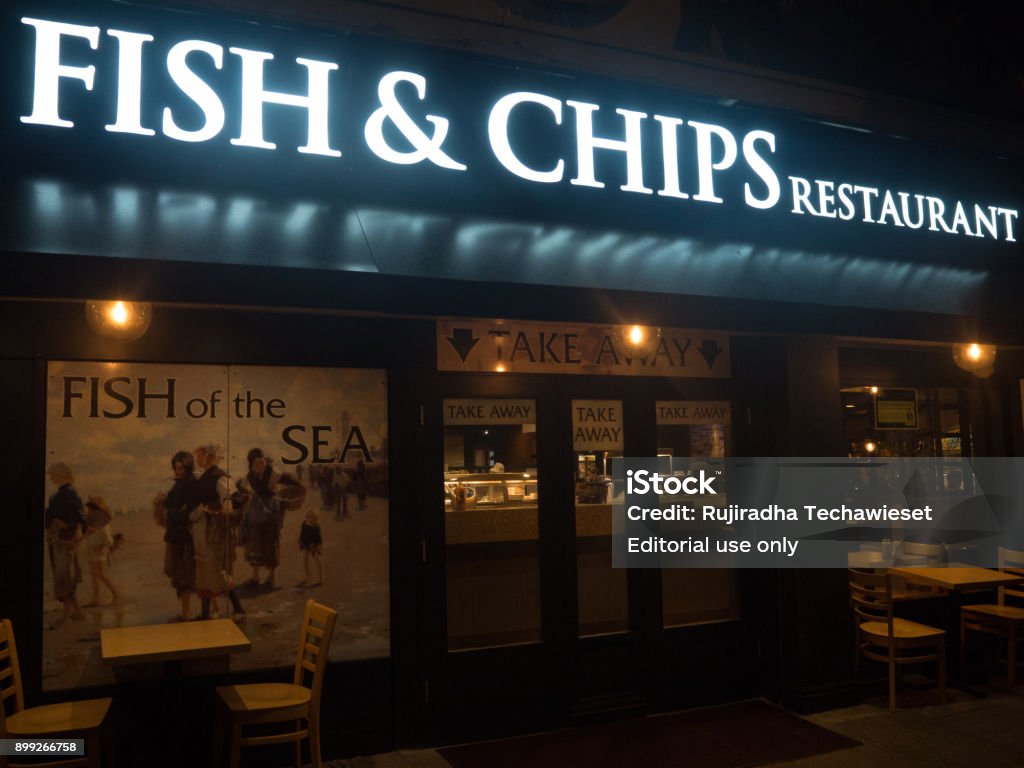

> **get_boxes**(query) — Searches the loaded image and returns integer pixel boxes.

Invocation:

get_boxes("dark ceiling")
[496,0,1024,127]
[669,0,1024,126]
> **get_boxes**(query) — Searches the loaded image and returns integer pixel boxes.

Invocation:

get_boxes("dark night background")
[494,0,1024,129]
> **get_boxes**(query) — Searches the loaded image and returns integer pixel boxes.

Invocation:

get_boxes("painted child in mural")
[189,443,245,620]
[82,496,122,606]
[44,462,86,628]
[154,450,197,621]
[353,459,370,510]
[237,448,301,589]
[298,508,323,587]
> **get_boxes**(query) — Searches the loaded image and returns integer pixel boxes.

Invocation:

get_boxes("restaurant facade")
[3,0,1024,760]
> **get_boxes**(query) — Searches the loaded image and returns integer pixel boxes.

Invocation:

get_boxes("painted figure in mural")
[353,459,369,510]
[312,463,350,520]
[154,450,197,621]
[307,462,344,524]
[298,507,324,586]
[189,443,244,620]
[82,496,121,606]
[238,448,300,589]
[44,462,87,628]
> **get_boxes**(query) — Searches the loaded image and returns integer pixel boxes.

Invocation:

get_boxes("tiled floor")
[328,690,1024,768]
[767,690,1024,767]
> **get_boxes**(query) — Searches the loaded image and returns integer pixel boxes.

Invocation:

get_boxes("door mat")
[437,700,861,768]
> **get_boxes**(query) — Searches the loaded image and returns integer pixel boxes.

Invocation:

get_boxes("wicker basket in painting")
[275,484,307,512]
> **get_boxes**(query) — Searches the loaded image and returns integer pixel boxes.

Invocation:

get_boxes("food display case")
[444,472,538,509]
[443,472,539,545]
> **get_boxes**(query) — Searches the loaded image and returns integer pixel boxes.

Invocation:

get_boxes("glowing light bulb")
[628,325,644,346]
[495,363,506,373]
[85,299,152,342]
[864,441,877,453]
[952,342,996,378]
[109,301,129,326]
[869,386,878,394]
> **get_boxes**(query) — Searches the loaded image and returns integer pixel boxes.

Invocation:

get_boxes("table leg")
[947,588,996,697]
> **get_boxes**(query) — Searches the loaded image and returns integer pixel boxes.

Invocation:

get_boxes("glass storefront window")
[573,399,628,637]
[443,399,540,650]
[840,386,972,569]
[841,386,965,459]
[656,401,740,628]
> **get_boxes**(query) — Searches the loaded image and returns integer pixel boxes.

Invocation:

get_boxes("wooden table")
[889,566,1024,693]
[889,566,1024,592]
[101,619,251,666]
[101,620,251,765]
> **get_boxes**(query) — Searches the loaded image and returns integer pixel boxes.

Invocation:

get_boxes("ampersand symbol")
[364,71,467,170]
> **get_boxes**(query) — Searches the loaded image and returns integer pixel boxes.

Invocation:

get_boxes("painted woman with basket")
[154,450,196,621]
[238,448,303,589]
[189,443,244,620]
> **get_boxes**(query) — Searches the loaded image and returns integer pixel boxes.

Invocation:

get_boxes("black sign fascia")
[2,0,1022,308]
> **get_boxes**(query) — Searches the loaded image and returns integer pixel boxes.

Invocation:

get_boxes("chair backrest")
[293,600,338,713]
[848,568,894,634]
[0,619,26,734]
[998,546,1024,605]
[895,540,946,566]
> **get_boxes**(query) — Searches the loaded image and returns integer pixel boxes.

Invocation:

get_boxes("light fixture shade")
[85,300,152,342]
[952,342,996,379]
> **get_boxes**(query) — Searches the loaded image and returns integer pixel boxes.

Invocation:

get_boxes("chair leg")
[85,728,102,768]
[938,638,947,705]
[294,722,303,768]
[959,616,967,675]
[212,702,225,768]
[103,713,115,768]
[888,660,897,712]
[228,718,243,768]
[1009,627,1018,688]
[310,713,322,768]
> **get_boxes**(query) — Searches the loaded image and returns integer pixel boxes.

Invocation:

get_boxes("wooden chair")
[215,600,338,768]
[960,546,1024,686]
[895,541,947,566]
[849,569,946,711]
[890,542,947,599]
[0,619,111,768]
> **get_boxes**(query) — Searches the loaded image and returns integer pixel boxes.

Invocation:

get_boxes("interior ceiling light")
[952,342,996,379]
[85,300,152,342]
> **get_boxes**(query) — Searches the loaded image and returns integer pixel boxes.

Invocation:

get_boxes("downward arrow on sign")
[446,328,480,363]
[698,339,723,369]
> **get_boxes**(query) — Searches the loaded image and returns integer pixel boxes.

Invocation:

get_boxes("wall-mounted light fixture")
[619,324,661,357]
[85,300,152,342]
[952,342,996,379]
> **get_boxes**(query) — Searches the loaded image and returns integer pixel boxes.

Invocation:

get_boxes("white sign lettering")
[364,70,465,169]
[162,40,225,142]
[229,47,340,156]
[488,91,564,183]
[21,17,99,128]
